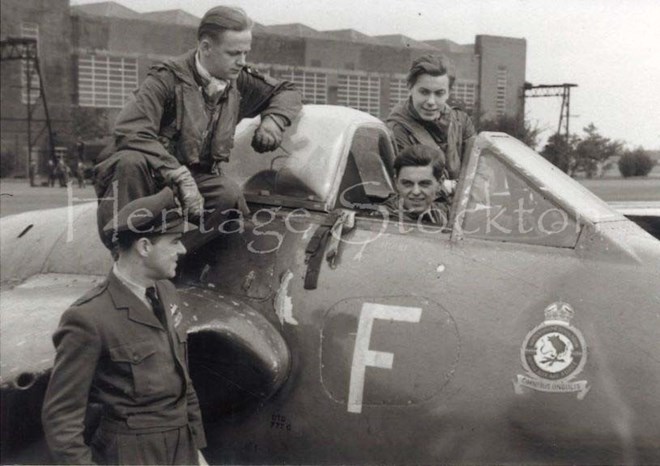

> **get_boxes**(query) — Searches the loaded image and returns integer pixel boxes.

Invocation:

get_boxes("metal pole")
[558,88,565,136]
[26,57,32,181]
[566,87,571,142]
[33,57,55,162]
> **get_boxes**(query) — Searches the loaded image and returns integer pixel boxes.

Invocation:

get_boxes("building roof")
[71,1,140,19]
[374,34,438,50]
[141,9,199,27]
[251,22,271,35]
[322,29,377,43]
[265,23,327,38]
[425,39,474,54]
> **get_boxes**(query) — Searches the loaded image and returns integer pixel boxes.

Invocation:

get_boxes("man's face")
[395,165,441,214]
[410,74,450,121]
[199,29,252,80]
[143,233,187,280]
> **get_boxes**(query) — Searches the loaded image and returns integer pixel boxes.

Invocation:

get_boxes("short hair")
[394,144,446,180]
[198,6,253,42]
[115,231,178,257]
[406,54,455,89]
[115,231,149,252]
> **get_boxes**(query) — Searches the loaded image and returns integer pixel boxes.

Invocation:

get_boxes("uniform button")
[133,354,139,362]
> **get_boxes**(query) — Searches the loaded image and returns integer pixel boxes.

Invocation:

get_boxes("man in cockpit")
[382,144,450,226]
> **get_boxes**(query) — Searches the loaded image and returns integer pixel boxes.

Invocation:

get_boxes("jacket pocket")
[108,341,157,396]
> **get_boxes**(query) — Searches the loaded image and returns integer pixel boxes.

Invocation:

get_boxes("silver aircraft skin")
[1,106,659,464]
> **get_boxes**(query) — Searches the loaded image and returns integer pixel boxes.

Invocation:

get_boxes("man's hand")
[163,166,204,220]
[442,179,457,196]
[251,115,284,153]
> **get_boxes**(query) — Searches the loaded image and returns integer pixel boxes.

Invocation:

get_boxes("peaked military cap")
[102,188,195,246]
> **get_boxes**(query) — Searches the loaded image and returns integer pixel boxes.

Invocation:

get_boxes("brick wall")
[1,0,73,176]
[476,35,527,121]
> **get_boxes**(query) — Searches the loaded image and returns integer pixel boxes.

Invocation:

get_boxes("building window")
[310,59,322,67]
[280,70,327,104]
[337,74,381,117]
[344,62,355,70]
[78,54,138,108]
[451,79,477,111]
[21,22,40,105]
[388,76,408,110]
[496,67,507,116]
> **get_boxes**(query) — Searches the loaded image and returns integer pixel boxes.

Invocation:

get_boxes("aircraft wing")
[0,274,104,386]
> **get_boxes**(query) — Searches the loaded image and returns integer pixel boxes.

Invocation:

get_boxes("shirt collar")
[195,50,228,96]
[113,263,152,307]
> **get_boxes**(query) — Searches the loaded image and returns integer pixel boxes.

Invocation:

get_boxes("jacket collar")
[159,49,198,87]
[107,270,164,331]
[163,49,237,94]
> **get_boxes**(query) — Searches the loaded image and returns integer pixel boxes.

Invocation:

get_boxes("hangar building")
[0,0,526,176]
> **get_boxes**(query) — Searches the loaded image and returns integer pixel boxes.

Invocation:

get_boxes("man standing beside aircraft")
[42,189,207,465]
[382,144,450,225]
[94,5,302,249]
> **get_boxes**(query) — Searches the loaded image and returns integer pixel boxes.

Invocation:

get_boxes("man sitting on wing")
[94,5,302,251]
[382,144,450,226]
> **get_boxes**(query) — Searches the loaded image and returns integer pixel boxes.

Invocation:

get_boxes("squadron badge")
[170,304,183,328]
[514,302,590,399]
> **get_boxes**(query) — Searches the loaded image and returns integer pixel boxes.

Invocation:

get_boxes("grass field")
[578,177,660,202]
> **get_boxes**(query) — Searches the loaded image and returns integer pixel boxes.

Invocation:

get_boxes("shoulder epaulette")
[150,62,169,72]
[243,66,279,86]
[71,280,109,307]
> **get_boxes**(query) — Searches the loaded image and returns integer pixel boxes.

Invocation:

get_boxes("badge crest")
[514,302,590,399]
[170,304,182,327]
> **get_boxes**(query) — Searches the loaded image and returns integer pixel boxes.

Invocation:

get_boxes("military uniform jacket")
[42,271,206,465]
[386,98,476,179]
[95,48,302,194]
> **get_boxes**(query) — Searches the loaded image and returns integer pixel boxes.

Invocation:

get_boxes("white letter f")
[347,303,422,414]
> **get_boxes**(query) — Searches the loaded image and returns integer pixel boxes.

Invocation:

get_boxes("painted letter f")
[347,303,422,414]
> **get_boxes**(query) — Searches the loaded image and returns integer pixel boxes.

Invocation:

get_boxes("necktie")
[145,286,167,328]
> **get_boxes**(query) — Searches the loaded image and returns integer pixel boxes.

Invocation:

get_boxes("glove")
[163,166,204,220]
[251,115,285,153]
[442,179,457,196]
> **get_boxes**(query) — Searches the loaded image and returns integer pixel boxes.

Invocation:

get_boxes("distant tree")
[573,123,623,178]
[71,107,110,141]
[0,151,17,178]
[618,147,655,178]
[56,107,110,147]
[541,133,578,173]
[476,114,541,149]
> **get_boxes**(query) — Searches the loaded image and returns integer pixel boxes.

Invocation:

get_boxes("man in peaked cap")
[42,188,208,465]
[94,5,302,249]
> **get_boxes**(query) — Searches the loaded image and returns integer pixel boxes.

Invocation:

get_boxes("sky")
[73,0,660,150]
